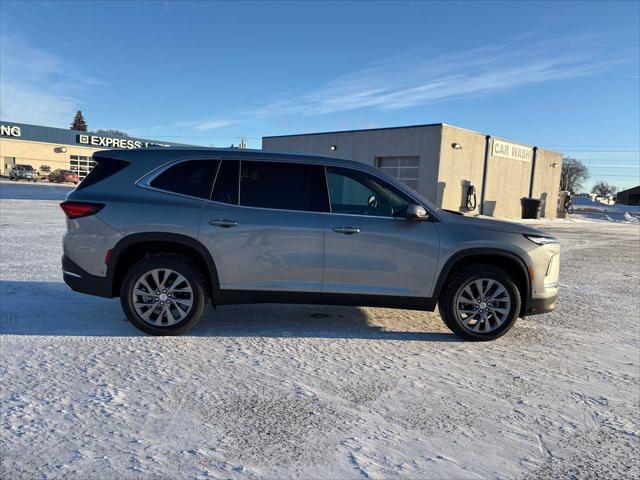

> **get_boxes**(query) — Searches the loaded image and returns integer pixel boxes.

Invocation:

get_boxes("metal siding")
[0,121,188,147]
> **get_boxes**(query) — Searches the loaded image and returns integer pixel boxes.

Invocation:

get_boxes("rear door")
[322,166,439,298]
[198,159,329,294]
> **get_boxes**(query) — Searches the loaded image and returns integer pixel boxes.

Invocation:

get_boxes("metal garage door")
[69,155,96,181]
[375,156,419,190]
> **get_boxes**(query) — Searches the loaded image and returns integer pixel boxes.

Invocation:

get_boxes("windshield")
[17,165,34,171]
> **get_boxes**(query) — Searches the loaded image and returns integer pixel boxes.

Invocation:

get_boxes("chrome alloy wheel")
[455,278,512,333]
[131,268,193,326]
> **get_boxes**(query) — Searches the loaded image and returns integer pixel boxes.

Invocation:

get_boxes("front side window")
[239,161,328,212]
[326,166,413,217]
[150,160,219,199]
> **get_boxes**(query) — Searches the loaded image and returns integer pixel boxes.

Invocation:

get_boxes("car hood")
[439,210,549,236]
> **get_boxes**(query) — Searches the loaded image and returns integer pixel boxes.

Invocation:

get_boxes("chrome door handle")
[332,226,360,235]
[209,219,238,228]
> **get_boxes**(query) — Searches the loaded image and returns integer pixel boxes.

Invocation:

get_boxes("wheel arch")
[434,248,531,316]
[108,232,221,302]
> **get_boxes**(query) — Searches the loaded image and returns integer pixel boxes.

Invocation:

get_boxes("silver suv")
[61,148,559,340]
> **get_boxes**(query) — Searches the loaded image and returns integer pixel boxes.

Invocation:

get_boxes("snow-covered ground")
[1,182,639,479]
[570,195,640,223]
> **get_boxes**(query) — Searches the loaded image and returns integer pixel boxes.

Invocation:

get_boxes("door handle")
[332,226,360,235]
[209,219,239,228]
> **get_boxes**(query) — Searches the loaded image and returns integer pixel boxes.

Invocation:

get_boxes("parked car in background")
[38,165,52,181]
[49,169,79,184]
[9,164,38,182]
[60,148,560,340]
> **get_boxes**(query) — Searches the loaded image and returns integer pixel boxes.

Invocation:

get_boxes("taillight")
[60,201,104,219]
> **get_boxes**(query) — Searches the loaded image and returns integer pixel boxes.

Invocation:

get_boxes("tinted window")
[76,156,129,191]
[150,160,219,198]
[240,161,328,212]
[326,166,413,217]
[211,160,239,204]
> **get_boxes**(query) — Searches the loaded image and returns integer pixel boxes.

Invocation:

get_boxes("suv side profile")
[61,148,560,340]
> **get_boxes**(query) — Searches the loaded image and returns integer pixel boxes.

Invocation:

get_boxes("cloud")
[252,34,635,118]
[192,119,238,130]
[0,28,102,126]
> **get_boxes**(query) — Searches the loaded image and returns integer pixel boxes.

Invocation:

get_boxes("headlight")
[524,234,558,245]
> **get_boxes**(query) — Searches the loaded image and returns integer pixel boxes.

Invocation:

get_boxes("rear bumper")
[62,255,113,298]
[524,294,557,316]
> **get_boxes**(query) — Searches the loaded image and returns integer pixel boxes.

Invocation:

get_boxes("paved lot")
[1,182,639,479]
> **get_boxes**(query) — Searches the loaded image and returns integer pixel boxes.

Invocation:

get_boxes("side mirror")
[405,204,428,221]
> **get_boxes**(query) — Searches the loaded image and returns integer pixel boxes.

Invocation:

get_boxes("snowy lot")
[1,182,639,479]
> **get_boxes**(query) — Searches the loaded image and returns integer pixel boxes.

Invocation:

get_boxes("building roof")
[263,123,445,138]
[617,185,640,195]
[0,120,189,148]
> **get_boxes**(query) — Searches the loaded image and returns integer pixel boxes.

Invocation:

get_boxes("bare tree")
[560,157,589,194]
[591,181,617,198]
[95,129,130,138]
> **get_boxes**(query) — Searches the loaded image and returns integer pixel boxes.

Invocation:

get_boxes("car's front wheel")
[438,264,521,341]
[121,255,208,335]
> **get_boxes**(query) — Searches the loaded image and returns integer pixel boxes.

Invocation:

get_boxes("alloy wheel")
[455,278,512,333]
[131,268,194,326]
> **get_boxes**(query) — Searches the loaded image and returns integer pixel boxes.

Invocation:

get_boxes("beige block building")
[263,123,563,219]
[0,121,183,181]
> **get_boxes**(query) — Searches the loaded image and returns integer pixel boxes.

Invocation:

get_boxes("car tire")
[120,254,208,336]
[438,264,521,341]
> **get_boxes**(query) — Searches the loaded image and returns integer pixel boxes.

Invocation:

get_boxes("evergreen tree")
[70,111,88,131]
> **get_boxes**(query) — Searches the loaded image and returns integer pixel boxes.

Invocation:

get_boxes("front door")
[322,166,439,298]
[198,159,328,294]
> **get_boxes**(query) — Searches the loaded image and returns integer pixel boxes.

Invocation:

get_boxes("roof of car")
[97,146,366,169]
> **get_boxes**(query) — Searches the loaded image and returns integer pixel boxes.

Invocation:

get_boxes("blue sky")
[1,0,638,191]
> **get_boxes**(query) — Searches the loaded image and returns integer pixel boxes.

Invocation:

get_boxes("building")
[616,185,640,206]
[0,121,187,181]
[263,123,563,219]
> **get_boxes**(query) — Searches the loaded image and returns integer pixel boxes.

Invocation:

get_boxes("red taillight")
[104,249,113,266]
[60,201,104,219]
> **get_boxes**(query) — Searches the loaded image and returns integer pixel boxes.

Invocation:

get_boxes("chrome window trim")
[135,156,440,221]
[204,198,327,216]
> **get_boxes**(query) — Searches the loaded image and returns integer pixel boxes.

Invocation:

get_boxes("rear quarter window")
[150,160,220,199]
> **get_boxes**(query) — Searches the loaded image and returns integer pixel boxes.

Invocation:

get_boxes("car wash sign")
[77,134,171,149]
[492,139,532,162]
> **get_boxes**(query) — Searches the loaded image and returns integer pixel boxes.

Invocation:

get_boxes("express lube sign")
[77,134,170,149]
[492,139,532,162]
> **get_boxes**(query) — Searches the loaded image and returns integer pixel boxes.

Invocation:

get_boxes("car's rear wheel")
[438,264,521,341]
[121,255,207,335]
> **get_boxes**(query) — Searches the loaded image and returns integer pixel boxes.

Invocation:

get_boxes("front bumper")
[524,294,557,316]
[62,255,113,298]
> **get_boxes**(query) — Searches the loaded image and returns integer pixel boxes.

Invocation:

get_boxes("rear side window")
[239,161,329,212]
[76,157,129,191]
[211,160,239,204]
[151,160,219,199]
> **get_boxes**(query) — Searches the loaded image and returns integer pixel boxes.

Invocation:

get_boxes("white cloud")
[0,29,102,126]
[251,35,634,118]
[193,119,238,130]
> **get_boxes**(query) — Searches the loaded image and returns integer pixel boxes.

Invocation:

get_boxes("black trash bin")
[521,197,542,219]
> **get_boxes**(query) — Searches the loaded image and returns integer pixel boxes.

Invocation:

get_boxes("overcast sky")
[1,1,638,191]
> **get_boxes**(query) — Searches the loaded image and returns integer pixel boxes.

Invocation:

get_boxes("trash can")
[521,197,542,219]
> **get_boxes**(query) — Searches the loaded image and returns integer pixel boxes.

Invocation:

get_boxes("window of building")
[375,156,419,190]
[211,160,239,205]
[69,155,95,180]
[150,160,219,199]
[239,161,328,212]
[326,166,413,217]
